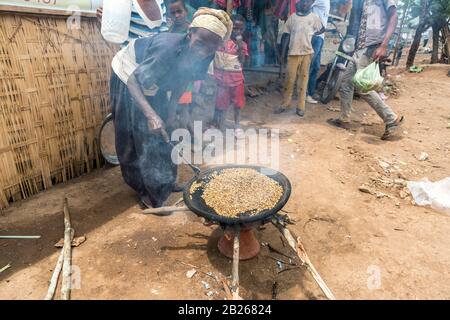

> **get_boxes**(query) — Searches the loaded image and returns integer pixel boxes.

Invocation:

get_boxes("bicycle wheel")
[99,113,119,166]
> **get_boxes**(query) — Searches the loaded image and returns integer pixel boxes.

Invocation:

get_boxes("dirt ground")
[1,64,450,300]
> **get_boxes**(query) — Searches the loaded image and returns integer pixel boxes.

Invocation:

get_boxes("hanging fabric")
[274,0,296,20]
[213,0,241,10]
[289,0,296,16]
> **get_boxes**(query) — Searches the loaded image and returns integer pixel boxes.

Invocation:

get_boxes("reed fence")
[0,11,116,208]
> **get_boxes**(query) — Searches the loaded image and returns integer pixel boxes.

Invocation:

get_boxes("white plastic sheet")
[407,178,450,214]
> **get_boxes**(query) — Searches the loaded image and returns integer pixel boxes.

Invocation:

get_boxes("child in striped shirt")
[97,0,168,45]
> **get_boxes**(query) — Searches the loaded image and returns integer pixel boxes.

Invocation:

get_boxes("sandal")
[381,116,404,140]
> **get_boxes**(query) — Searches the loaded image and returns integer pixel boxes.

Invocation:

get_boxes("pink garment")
[274,0,297,20]
[213,0,241,9]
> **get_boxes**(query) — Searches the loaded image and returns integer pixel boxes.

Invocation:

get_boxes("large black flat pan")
[183,165,291,227]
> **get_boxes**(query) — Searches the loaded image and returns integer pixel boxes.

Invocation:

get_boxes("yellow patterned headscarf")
[190,7,233,40]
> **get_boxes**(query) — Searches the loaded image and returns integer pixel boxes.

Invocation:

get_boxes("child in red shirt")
[213,14,248,138]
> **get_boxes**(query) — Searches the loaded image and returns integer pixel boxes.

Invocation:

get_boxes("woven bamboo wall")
[0,12,116,208]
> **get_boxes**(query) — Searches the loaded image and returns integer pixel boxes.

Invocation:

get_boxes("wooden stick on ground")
[0,235,41,239]
[272,218,336,300]
[231,226,243,300]
[0,264,11,273]
[44,229,73,300]
[173,197,184,207]
[61,197,72,300]
[219,276,233,301]
[296,236,335,300]
[142,205,190,216]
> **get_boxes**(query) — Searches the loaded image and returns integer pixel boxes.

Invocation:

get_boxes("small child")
[275,0,323,117]
[168,0,190,34]
[213,14,249,139]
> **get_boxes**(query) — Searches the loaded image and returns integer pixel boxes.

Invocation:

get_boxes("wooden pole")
[272,219,336,300]
[296,237,336,300]
[142,205,190,216]
[231,226,243,300]
[45,229,74,300]
[0,235,41,239]
[61,197,72,300]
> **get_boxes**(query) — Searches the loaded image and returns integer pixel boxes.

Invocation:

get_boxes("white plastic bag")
[407,178,450,214]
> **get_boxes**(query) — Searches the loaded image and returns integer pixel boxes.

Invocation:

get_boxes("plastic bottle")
[101,0,132,44]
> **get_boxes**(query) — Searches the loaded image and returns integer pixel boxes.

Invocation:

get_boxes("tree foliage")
[404,0,450,65]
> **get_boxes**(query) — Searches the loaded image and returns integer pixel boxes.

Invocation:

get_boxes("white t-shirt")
[111,40,138,85]
[283,12,323,56]
[312,0,330,39]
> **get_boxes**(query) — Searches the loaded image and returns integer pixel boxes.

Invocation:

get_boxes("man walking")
[327,0,404,140]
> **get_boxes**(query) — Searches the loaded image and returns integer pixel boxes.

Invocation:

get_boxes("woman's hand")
[147,116,170,142]
[127,74,170,143]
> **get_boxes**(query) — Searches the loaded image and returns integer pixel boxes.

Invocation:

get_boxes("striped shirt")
[127,0,168,43]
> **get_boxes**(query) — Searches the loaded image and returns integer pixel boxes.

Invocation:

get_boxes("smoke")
[169,121,280,172]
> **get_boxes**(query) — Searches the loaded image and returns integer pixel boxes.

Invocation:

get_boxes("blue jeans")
[307,36,324,97]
